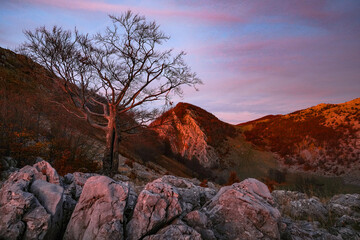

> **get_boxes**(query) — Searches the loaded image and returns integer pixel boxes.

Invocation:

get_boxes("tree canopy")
[21,11,202,171]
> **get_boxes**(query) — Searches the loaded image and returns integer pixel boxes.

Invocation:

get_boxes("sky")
[1,0,360,124]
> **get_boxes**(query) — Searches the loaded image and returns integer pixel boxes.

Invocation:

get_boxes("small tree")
[21,11,201,172]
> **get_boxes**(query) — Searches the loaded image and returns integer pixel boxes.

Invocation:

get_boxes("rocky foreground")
[0,161,359,240]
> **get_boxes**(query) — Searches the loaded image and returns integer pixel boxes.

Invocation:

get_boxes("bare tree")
[21,11,201,172]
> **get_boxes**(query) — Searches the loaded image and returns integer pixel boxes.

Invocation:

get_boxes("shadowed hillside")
[0,47,104,174]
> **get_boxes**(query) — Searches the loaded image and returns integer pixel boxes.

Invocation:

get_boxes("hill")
[153,100,360,195]
[152,102,282,185]
[0,47,105,174]
[242,99,360,184]
[0,47,201,181]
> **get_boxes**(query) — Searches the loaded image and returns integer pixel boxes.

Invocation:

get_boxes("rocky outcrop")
[33,161,61,185]
[155,110,220,168]
[271,190,328,223]
[126,175,216,240]
[272,190,360,239]
[1,160,360,239]
[185,178,281,240]
[63,175,136,240]
[0,161,64,239]
[63,172,99,200]
[152,103,236,169]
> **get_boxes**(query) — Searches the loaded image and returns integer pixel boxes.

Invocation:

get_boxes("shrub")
[226,171,240,186]
[200,179,208,187]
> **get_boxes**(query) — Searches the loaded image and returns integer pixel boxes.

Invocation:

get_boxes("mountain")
[152,103,236,168]
[242,99,360,183]
[152,100,360,194]
[152,102,282,185]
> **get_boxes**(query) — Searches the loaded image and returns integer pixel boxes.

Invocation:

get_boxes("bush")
[226,171,240,186]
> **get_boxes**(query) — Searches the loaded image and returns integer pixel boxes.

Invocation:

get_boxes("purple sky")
[1,0,360,123]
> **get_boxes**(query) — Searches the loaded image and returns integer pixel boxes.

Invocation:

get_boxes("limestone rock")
[280,217,341,240]
[154,107,221,168]
[333,215,360,239]
[63,172,99,200]
[30,178,64,239]
[184,210,215,240]
[192,178,281,240]
[272,190,328,223]
[328,194,360,218]
[64,175,135,240]
[127,180,182,240]
[127,175,212,240]
[0,163,65,240]
[33,160,61,185]
[143,219,202,240]
[22,204,51,240]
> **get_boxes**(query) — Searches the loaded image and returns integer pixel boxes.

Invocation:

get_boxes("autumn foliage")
[0,47,101,175]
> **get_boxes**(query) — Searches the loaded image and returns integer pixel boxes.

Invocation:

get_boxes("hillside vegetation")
[242,99,360,179]
[0,47,103,174]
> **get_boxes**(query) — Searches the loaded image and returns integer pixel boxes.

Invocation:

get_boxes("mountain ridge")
[153,97,360,190]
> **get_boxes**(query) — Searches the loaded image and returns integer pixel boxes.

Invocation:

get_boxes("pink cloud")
[19,0,243,23]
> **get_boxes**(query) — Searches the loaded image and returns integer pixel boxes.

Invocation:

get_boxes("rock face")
[0,161,64,240]
[186,178,281,240]
[64,175,137,240]
[155,109,220,168]
[126,175,214,240]
[152,103,236,168]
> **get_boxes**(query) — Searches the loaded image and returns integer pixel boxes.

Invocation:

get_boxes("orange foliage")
[226,171,240,186]
[200,179,208,187]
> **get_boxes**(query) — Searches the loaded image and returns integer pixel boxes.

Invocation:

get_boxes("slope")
[152,102,281,184]
[242,99,360,184]
[0,47,199,180]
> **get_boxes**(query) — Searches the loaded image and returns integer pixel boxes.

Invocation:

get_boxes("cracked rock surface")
[63,175,136,240]
[0,161,64,239]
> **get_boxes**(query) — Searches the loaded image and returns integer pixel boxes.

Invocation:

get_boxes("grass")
[275,172,360,198]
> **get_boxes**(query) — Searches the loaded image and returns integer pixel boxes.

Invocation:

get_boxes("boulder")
[126,175,212,240]
[0,163,65,240]
[280,217,341,240]
[63,176,136,240]
[328,194,360,218]
[30,179,64,238]
[272,190,328,223]
[184,210,215,240]
[126,179,182,240]
[333,215,360,239]
[190,178,281,240]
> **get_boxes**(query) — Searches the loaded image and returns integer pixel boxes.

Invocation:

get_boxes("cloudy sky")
[1,0,360,123]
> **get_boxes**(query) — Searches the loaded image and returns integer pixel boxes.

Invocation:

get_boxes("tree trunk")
[104,105,119,173]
